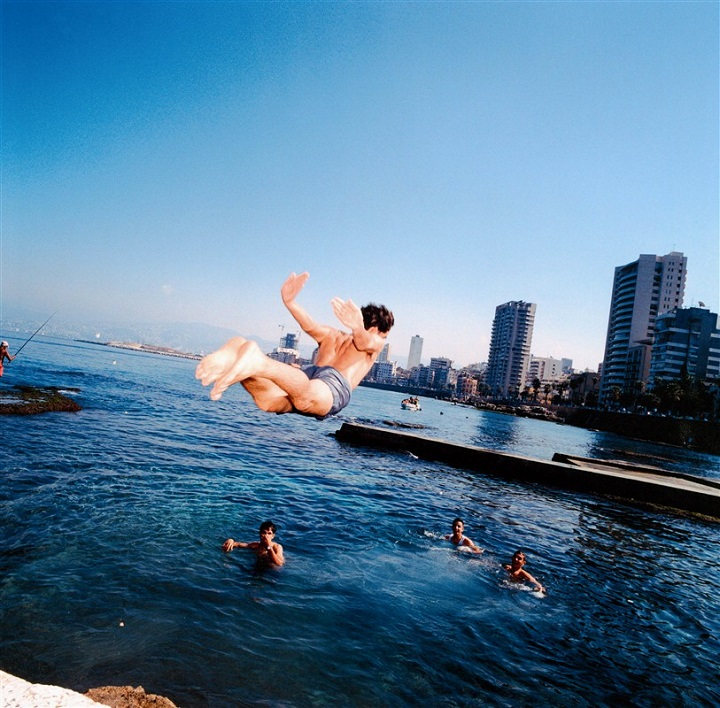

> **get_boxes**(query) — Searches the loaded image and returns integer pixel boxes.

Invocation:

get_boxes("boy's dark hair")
[259,521,276,534]
[361,303,394,333]
[452,517,464,526]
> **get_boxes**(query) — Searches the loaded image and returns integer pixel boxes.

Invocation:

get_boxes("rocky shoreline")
[0,385,81,415]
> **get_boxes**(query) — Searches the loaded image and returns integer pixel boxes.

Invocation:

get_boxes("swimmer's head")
[1,341,7,347]
[259,521,277,536]
[452,517,464,533]
[361,304,394,334]
[512,550,526,567]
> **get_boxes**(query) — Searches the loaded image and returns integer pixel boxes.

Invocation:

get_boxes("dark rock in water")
[381,419,429,430]
[343,416,431,431]
[85,684,178,707]
[0,385,81,415]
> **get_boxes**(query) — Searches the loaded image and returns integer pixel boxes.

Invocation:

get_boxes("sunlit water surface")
[1,337,718,706]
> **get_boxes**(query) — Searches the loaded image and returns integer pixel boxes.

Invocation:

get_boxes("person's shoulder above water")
[445,517,483,553]
[504,550,544,593]
[222,520,285,567]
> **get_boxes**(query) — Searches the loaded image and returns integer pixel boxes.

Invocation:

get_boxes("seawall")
[557,407,720,455]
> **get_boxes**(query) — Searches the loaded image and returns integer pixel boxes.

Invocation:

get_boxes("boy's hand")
[222,539,235,552]
[281,272,309,304]
[331,297,364,331]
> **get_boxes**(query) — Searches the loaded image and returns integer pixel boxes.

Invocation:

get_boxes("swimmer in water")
[222,520,285,567]
[504,550,545,593]
[445,517,483,553]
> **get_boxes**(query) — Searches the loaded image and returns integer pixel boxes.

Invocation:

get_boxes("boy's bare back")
[313,330,379,388]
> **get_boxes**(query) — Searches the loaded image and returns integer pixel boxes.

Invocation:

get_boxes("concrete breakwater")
[335,423,720,520]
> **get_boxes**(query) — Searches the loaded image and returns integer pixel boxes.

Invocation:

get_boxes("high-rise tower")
[407,335,423,370]
[649,307,720,385]
[486,301,536,398]
[600,251,686,400]
[377,342,390,363]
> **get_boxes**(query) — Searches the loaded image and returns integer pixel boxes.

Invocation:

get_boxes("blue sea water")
[1,336,719,707]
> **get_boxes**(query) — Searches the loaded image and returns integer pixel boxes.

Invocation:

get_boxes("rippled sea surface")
[1,337,719,707]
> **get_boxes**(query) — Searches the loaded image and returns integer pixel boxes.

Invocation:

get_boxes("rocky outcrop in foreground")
[0,671,177,707]
[85,685,178,707]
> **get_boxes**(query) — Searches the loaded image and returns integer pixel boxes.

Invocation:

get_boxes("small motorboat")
[401,396,421,411]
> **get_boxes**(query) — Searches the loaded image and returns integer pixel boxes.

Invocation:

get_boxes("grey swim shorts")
[302,365,352,419]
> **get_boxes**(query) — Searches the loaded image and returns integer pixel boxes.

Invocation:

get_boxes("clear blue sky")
[2,1,718,370]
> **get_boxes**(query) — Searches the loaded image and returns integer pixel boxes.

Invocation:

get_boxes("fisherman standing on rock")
[0,342,15,377]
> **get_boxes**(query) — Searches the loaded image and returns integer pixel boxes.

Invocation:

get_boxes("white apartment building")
[407,335,423,370]
[526,356,566,386]
[486,301,536,398]
[600,252,686,400]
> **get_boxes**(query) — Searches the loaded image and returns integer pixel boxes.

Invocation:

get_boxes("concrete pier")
[334,423,720,520]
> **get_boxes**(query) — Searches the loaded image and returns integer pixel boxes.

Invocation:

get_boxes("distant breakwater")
[75,339,201,360]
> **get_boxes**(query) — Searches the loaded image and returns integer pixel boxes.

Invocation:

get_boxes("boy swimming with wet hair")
[445,517,483,553]
[504,550,545,593]
[222,520,285,567]
[196,271,393,420]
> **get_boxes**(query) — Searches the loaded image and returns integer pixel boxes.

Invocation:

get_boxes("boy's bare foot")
[196,337,268,400]
[195,337,247,388]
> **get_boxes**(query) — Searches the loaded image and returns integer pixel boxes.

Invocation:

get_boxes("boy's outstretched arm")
[520,569,545,592]
[281,272,333,343]
[463,538,483,554]
[331,297,384,353]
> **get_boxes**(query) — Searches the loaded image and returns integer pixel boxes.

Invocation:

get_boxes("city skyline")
[3,2,718,371]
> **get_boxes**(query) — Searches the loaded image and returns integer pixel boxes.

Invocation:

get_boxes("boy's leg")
[196,337,334,415]
[240,377,293,413]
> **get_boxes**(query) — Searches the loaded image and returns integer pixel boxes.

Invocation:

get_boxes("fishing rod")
[13,311,57,358]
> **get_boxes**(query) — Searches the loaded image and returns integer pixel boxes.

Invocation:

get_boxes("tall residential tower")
[407,335,423,370]
[486,301,536,398]
[600,251,686,400]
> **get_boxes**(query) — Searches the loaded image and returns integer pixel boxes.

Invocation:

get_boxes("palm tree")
[557,381,569,404]
[532,378,541,402]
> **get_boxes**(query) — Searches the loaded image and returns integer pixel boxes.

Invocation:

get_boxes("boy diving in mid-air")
[196,271,394,419]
